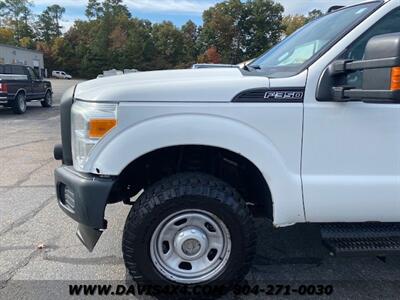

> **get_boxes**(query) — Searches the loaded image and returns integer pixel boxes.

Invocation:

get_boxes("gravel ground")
[1,79,400,299]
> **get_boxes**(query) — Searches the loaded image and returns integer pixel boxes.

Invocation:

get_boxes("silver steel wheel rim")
[18,95,26,111]
[150,209,232,284]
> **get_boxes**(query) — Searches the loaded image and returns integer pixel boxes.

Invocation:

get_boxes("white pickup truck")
[54,0,400,294]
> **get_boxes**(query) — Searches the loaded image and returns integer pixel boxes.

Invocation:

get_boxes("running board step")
[320,223,400,256]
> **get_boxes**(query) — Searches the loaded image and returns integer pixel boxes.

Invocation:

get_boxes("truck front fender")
[86,114,305,226]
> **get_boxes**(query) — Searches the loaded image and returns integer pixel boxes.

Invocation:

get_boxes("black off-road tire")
[12,92,27,114]
[41,91,53,108]
[122,172,256,299]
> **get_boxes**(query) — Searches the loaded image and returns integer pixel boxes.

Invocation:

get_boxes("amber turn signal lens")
[391,67,400,91]
[89,119,117,138]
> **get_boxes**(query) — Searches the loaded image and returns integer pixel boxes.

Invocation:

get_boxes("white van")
[52,71,72,80]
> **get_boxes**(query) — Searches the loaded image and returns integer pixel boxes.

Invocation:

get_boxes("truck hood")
[74,68,269,103]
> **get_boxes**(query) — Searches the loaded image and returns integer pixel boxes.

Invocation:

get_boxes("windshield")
[249,2,381,78]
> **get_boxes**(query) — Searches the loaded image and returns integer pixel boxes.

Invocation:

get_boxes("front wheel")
[41,91,53,108]
[122,173,256,298]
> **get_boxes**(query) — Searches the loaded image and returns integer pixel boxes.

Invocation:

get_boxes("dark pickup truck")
[0,64,53,114]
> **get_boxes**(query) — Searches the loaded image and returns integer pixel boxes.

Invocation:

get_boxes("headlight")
[71,101,118,171]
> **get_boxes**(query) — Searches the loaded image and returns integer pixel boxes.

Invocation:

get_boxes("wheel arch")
[15,88,27,97]
[115,145,274,220]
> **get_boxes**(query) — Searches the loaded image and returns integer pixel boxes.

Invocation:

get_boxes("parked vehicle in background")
[54,1,400,298]
[52,70,72,80]
[0,64,53,114]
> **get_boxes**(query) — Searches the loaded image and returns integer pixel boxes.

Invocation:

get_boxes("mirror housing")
[317,33,400,103]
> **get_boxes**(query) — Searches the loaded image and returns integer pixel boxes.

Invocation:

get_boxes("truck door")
[302,5,400,222]
[27,67,44,99]
[11,65,31,99]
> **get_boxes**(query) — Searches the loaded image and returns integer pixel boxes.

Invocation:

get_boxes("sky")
[30,0,364,30]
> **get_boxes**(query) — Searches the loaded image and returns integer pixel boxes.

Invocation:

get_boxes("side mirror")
[317,33,400,103]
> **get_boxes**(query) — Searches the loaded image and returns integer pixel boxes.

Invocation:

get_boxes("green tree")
[200,0,284,64]
[46,5,65,36]
[19,35,33,47]
[0,27,14,44]
[78,1,131,77]
[62,20,99,76]
[0,0,34,42]
[200,0,243,63]
[181,20,199,66]
[35,0,325,78]
[85,0,103,20]
[152,21,185,69]
[244,0,285,59]
[0,1,5,26]
[103,0,131,18]
[36,4,65,42]
[121,19,155,71]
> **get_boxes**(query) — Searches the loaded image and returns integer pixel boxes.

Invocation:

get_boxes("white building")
[0,44,45,77]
